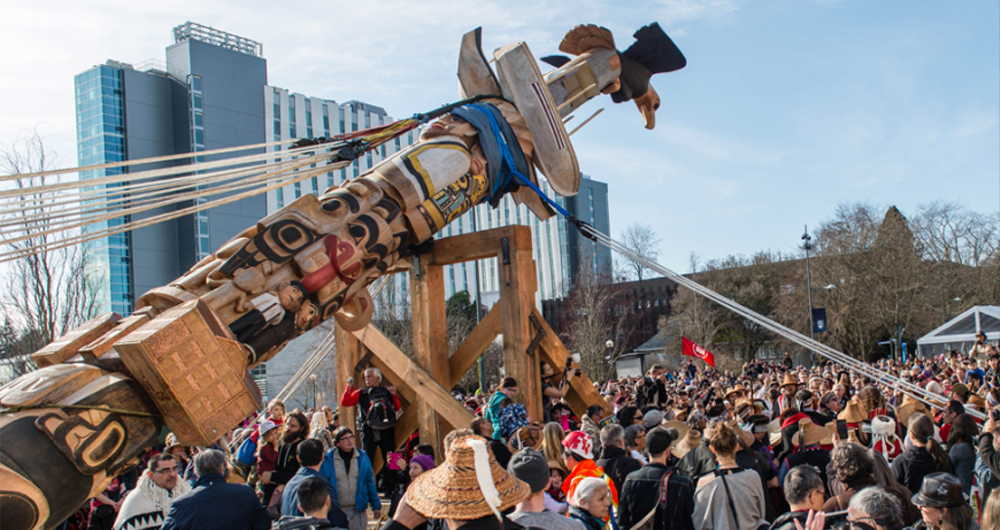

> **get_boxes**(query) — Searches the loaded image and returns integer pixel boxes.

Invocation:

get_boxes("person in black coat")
[595,425,642,494]
[618,428,695,530]
[161,449,270,530]
[891,413,954,494]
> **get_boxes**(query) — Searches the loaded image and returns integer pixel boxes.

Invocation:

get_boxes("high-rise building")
[74,22,268,315]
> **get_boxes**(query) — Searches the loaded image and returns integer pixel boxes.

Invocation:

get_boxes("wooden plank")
[334,320,359,439]
[498,234,544,422]
[532,308,610,418]
[426,225,532,266]
[352,325,473,433]
[409,258,450,460]
[449,303,502,382]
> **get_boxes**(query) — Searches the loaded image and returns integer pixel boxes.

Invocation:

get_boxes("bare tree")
[619,223,661,282]
[0,130,101,372]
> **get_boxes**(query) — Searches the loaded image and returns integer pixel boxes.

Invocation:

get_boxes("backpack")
[630,471,671,530]
[366,386,398,430]
[236,435,257,466]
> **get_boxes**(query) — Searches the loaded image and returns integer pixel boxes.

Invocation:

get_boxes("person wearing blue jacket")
[282,439,350,527]
[320,427,382,530]
[161,449,270,530]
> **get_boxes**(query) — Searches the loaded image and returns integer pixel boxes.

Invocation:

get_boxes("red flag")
[682,337,716,368]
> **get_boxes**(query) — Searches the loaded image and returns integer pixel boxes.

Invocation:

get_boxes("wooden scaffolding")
[334,225,608,470]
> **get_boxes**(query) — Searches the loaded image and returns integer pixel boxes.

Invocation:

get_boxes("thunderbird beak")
[634,86,660,130]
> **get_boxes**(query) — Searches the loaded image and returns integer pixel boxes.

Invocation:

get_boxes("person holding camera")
[541,361,576,423]
[637,365,667,409]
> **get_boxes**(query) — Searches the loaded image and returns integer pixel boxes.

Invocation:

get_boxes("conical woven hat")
[406,434,530,520]
[781,373,799,388]
[671,428,702,460]
[898,396,930,427]
[838,399,868,423]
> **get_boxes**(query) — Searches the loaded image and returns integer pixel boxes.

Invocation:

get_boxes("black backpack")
[366,386,398,430]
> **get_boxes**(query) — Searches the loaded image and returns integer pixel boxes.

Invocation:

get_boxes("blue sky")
[0,1,996,272]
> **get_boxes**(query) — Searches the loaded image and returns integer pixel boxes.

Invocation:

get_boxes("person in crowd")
[541,362,575,422]
[823,443,918,525]
[637,365,667,409]
[276,476,341,530]
[508,448,586,530]
[381,433,530,530]
[692,422,768,530]
[268,399,287,425]
[113,453,192,530]
[581,405,606,459]
[778,418,831,492]
[540,422,568,472]
[281,439,350,527]
[471,416,512,469]
[768,466,825,530]
[596,424,641,493]
[273,411,309,503]
[909,472,978,530]
[484,377,518,439]
[163,433,194,484]
[624,424,647,465]
[161,449,270,530]
[618,406,643,428]
[341,367,401,494]
[317,427,380,530]
[256,419,281,505]
[892,413,954,493]
[561,430,618,506]
[970,330,990,363]
[945,413,977,495]
[547,460,570,514]
[982,489,1000,530]
[309,408,336,450]
[937,400,964,443]
[567,477,611,530]
[778,373,799,414]
[618,427,695,530]
[845,487,905,530]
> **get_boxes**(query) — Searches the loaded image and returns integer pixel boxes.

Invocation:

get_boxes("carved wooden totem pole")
[0,24,685,530]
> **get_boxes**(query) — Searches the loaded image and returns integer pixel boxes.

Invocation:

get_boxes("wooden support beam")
[426,225,532,266]
[410,256,451,461]
[531,308,611,418]
[449,303,502,383]
[334,320,360,437]
[351,324,473,434]
[498,226,543,422]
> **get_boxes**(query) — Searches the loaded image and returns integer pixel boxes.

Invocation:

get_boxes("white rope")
[575,223,986,420]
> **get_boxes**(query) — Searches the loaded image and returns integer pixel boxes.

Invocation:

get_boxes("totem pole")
[0,23,685,530]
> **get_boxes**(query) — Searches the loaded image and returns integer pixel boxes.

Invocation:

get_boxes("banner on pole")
[812,308,828,334]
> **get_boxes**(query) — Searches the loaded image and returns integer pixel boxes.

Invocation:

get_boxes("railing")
[172,21,263,57]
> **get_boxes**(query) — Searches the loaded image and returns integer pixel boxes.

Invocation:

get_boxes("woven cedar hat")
[671,428,702,460]
[897,395,930,427]
[780,373,800,388]
[968,394,987,412]
[792,418,830,447]
[661,420,690,442]
[725,385,745,400]
[838,399,868,423]
[406,434,530,519]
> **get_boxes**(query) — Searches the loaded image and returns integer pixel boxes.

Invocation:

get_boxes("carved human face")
[150,457,180,490]
[278,282,305,311]
[294,302,319,330]
[420,114,477,141]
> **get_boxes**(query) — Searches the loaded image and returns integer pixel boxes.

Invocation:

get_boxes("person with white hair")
[341,366,400,493]
[568,477,611,530]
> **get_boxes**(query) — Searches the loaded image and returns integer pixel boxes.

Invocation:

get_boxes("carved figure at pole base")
[0,23,686,530]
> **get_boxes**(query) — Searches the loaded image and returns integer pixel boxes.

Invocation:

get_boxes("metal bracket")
[525,313,546,357]
[501,237,510,265]
[354,347,375,374]
[413,255,421,279]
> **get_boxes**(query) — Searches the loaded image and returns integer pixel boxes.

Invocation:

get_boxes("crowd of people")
[59,331,1000,530]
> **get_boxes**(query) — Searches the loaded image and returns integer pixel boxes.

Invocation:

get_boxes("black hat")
[646,427,678,456]
[506,448,549,493]
[911,472,965,508]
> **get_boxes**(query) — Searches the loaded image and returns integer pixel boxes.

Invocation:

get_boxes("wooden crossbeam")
[449,303,502,379]
[531,308,611,417]
[425,225,532,266]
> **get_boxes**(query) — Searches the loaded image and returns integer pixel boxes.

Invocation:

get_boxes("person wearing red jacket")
[341,367,401,493]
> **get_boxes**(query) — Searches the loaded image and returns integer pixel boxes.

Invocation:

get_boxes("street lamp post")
[310,374,318,410]
[802,226,815,342]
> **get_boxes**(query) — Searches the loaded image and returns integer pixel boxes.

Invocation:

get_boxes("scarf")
[113,472,192,530]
